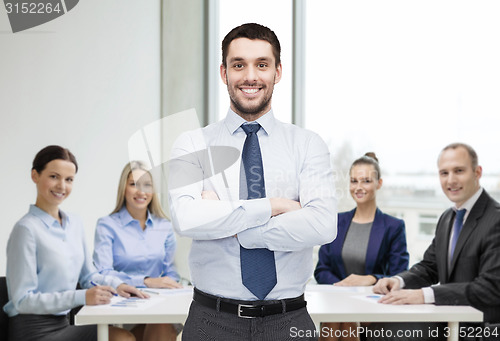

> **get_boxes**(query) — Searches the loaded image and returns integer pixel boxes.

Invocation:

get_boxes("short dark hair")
[32,145,78,174]
[439,142,478,169]
[350,152,381,180]
[221,23,281,68]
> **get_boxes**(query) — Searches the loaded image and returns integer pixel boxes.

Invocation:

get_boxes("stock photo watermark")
[290,325,497,340]
[3,0,79,33]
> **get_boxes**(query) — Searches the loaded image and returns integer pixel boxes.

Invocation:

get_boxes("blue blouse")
[3,205,122,317]
[93,207,179,287]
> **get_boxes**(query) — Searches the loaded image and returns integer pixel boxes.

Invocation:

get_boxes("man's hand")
[378,289,425,305]
[269,198,301,217]
[373,277,400,294]
[116,284,149,299]
[202,191,301,218]
[144,276,183,289]
[335,274,377,286]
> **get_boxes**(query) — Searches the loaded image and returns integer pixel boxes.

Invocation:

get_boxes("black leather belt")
[193,288,306,318]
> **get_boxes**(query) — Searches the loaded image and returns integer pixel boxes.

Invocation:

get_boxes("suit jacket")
[315,208,409,284]
[400,190,500,323]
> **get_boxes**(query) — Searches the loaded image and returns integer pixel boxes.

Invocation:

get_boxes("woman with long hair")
[93,161,181,341]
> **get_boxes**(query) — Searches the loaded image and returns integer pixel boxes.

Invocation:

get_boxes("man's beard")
[227,78,275,117]
[229,91,273,116]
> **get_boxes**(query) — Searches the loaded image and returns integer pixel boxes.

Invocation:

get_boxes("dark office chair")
[0,276,9,341]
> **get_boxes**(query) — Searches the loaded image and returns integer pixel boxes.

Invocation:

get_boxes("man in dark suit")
[373,143,500,340]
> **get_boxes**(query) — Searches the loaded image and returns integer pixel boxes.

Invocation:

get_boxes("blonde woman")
[93,161,181,341]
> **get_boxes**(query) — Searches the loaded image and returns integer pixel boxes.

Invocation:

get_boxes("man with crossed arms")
[169,23,337,340]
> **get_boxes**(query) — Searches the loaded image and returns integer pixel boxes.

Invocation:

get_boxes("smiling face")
[349,164,382,206]
[220,38,282,121]
[124,169,153,214]
[32,159,76,213]
[438,146,482,207]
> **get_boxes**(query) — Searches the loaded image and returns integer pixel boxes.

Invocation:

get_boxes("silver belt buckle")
[238,304,256,318]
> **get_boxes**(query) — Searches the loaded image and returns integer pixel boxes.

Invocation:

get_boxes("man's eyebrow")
[228,57,245,63]
[228,56,273,63]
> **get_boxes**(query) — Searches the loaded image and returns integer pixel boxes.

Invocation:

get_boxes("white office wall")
[0,0,161,275]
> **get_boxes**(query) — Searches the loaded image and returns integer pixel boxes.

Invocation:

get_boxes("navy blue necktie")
[450,209,466,260]
[240,123,277,299]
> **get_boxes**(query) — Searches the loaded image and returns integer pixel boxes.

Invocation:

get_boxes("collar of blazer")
[445,190,490,278]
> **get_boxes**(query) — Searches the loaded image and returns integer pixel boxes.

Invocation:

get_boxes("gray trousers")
[9,314,97,341]
[182,300,317,341]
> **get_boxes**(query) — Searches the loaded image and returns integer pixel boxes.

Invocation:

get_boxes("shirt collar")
[118,206,154,228]
[453,187,483,221]
[29,204,69,229]
[224,108,276,136]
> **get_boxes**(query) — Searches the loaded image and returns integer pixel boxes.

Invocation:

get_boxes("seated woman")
[93,161,181,341]
[314,153,409,341]
[3,145,145,341]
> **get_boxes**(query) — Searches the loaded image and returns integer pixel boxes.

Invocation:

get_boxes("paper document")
[83,295,163,310]
[352,294,384,304]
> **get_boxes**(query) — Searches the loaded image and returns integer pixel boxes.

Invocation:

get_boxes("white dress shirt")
[168,109,337,300]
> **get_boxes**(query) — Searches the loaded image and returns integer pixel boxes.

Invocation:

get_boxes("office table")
[75,285,483,341]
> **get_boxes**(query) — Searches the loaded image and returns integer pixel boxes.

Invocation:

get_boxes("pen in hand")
[90,281,118,296]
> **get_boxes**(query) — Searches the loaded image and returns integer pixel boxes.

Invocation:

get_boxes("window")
[419,214,438,239]
[305,0,500,261]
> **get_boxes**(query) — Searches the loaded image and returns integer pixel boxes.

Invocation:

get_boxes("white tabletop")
[75,285,483,341]
[76,287,193,326]
[304,285,482,324]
